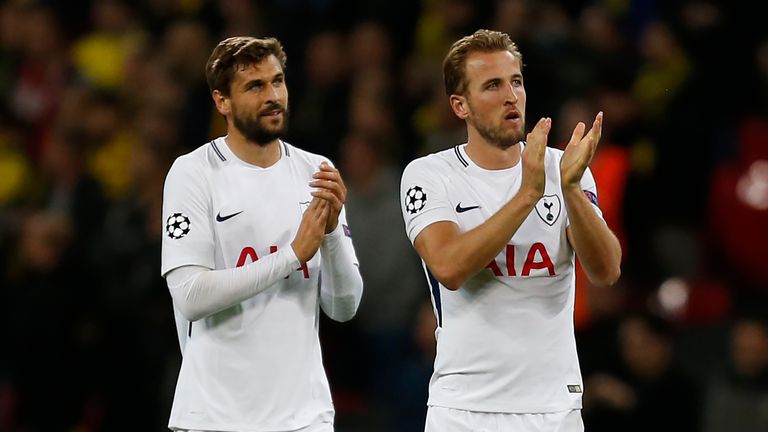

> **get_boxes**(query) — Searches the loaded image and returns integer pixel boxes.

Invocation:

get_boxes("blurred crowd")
[0,0,767,431]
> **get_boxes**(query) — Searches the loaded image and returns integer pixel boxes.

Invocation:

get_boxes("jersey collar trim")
[454,144,469,168]
[281,140,291,157]
[211,140,226,161]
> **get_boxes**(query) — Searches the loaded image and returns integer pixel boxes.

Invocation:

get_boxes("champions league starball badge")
[166,212,191,239]
[405,186,427,214]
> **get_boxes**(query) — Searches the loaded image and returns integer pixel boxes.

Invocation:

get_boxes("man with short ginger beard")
[400,29,622,431]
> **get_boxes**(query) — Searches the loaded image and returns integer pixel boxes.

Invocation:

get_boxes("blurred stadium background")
[0,0,767,431]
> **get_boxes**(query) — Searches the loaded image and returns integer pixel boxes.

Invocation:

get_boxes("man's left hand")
[560,111,603,188]
[310,162,347,234]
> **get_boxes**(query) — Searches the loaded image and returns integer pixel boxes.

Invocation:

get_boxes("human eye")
[486,80,499,90]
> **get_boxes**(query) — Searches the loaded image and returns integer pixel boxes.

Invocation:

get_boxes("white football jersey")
[400,143,603,414]
[161,137,358,431]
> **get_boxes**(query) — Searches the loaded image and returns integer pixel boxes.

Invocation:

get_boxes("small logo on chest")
[455,202,480,213]
[216,210,243,222]
[535,195,561,226]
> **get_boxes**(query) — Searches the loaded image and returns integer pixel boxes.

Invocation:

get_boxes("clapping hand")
[560,112,603,188]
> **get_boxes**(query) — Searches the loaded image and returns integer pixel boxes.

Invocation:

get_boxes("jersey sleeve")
[161,156,216,276]
[565,166,605,227]
[400,158,458,244]
[312,155,359,266]
[336,205,360,265]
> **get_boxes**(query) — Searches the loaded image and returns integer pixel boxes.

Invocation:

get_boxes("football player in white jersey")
[400,30,622,431]
[161,36,363,432]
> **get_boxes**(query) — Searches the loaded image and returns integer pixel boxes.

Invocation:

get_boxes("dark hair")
[205,36,287,96]
[442,29,522,96]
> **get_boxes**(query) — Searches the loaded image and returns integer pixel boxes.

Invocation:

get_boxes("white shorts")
[425,406,584,432]
[183,421,333,432]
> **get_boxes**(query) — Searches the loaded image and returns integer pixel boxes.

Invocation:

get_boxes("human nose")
[505,81,518,104]
[265,83,281,102]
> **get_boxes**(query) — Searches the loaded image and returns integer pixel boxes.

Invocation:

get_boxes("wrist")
[290,241,308,263]
[325,221,338,234]
[284,244,302,267]
[561,182,582,194]
[516,187,542,207]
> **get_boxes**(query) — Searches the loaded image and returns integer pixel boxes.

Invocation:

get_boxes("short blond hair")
[442,29,522,96]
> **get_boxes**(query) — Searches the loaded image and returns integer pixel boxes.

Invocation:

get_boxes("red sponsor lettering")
[236,245,310,279]
[521,242,555,276]
[236,247,258,267]
[485,243,555,277]
[486,259,503,276]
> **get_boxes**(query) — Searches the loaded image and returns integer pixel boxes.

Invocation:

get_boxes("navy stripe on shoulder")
[211,140,226,161]
[426,268,443,327]
[454,145,468,167]
[282,141,291,157]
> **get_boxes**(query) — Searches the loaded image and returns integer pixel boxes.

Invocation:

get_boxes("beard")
[471,115,525,149]
[232,102,289,146]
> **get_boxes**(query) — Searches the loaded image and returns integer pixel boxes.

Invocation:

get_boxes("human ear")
[212,90,231,116]
[450,94,469,119]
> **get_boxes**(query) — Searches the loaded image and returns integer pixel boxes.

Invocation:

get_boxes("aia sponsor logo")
[485,242,555,277]
[236,245,309,278]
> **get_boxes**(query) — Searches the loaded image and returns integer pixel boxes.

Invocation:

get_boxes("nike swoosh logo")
[216,211,243,222]
[455,203,480,213]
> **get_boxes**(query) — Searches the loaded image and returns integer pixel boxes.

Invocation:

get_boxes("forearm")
[422,189,539,289]
[166,248,300,321]
[563,185,621,286]
[319,225,363,322]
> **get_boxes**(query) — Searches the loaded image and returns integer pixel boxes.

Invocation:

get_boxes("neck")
[464,126,522,170]
[226,127,281,168]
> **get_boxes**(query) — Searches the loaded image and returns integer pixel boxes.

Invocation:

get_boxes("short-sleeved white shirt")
[161,137,357,431]
[400,143,603,414]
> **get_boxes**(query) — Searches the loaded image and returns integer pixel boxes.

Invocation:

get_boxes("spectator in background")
[703,317,768,432]
[555,96,630,330]
[289,30,349,161]
[7,3,69,162]
[78,89,138,200]
[583,312,700,432]
[159,19,215,150]
[1,210,98,430]
[340,130,427,429]
[394,300,439,431]
[70,0,144,90]
[39,128,107,264]
[95,111,182,429]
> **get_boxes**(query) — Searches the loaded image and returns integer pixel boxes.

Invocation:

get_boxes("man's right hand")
[291,198,330,263]
[520,117,550,202]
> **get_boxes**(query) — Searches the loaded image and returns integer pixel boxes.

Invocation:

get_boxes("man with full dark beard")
[160,36,363,432]
[399,30,622,431]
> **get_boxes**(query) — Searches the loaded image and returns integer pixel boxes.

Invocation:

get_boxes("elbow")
[589,266,621,287]
[330,309,357,323]
[174,300,207,322]
[441,278,463,291]
[171,289,208,321]
[430,265,466,291]
[327,297,360,323]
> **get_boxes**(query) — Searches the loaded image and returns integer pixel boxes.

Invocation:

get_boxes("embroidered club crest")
[535,195,561,226]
